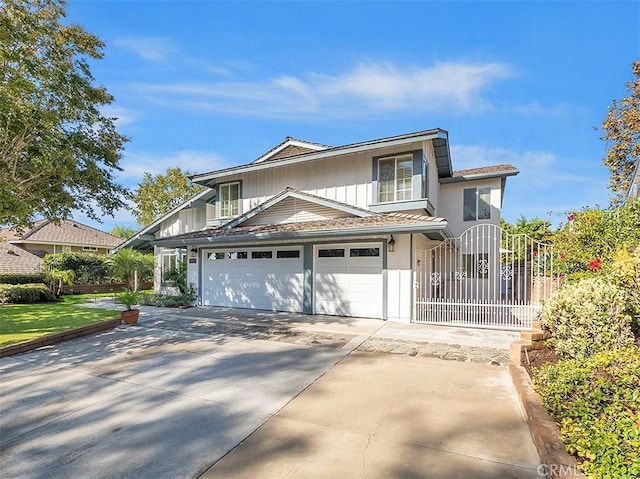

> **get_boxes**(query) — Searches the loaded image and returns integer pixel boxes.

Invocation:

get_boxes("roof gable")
[223,187,374,230]
[252,137,329,164]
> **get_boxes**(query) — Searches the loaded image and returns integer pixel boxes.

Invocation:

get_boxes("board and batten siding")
[157,207,206,238]
[241,152,373,213]
[243,196,351,226]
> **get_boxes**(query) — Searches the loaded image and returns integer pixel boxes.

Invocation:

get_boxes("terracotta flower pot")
[121,309,140,325]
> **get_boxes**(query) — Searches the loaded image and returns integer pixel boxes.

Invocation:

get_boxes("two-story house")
[122,128,526,326]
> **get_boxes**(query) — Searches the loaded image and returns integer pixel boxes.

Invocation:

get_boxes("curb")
[0,317,122,358]
[509,358,584,479]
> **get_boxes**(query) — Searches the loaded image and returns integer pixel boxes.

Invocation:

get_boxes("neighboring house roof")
[0,242,43,274]
[1,219,123,248]
[252,137,330,164]
[439,164,519,184]
[153,213,449,247]
[191,128,451,185]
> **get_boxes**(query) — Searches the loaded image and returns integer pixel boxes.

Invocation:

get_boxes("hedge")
[0,283,56,303]
[0,273,47,285]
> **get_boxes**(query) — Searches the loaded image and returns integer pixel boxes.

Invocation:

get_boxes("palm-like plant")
[105,248,154,291]
[46,268,76,297]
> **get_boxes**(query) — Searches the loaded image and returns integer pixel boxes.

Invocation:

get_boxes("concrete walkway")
[0,304,540,478]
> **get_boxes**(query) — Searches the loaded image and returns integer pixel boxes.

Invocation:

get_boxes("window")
[83,246,98,252]
[463,187,491,221]
[350,247,380,257]
[219,182,240,218]
[161,248,185,285]
[251,251,273,259]
[54,245,72,253]
[276,250,300,259]
[227,251,247,259]
[422,158,429,199]
[378,155,413,203]
[207,252,225,260]
[318,248,345,258]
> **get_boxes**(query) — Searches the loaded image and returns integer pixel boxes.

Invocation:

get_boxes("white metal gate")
[414,224,558,330]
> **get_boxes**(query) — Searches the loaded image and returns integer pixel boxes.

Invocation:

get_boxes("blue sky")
[65,0,640,233]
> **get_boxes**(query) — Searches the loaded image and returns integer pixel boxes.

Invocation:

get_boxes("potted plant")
[118,289,141,324]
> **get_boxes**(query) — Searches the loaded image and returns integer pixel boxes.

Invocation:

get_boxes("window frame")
[377,154,414,203]
[218,181,241,219]
[463,186,491,222]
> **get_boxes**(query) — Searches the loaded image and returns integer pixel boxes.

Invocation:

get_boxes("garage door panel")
[314,243,383,319]
[202,247,303,312]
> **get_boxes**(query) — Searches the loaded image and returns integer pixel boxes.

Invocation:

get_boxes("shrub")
[0,273,47,285]
[534,347,640,478]
[0,283,56,303]
[540,277,635,359]
[43,252,111,284]
[140,285,196,308]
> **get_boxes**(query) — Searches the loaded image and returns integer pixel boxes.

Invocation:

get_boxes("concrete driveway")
[0,305,540,478]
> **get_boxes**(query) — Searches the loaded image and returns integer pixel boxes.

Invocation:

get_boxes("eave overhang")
[191,128,450,185]
[152,221,450,248]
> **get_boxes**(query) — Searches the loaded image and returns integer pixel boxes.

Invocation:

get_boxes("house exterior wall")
[437,177,502,237]
[158,207,206,239]
[386,233,413,323]
[17,243,112,257]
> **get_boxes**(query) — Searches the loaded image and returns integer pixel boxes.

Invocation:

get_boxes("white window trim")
[378,154,413,203]
[218,181,241,219]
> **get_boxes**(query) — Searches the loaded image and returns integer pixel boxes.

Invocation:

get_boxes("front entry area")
[201,246,304,312]
[314,242,383,319]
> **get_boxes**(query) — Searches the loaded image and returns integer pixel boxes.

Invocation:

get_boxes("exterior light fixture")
[388,235,396,253]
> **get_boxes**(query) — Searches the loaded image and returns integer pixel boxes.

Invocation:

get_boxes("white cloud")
[135,60,512,119]
[101,105,137,127]
[114,36,176,63]
[117,150,227,186]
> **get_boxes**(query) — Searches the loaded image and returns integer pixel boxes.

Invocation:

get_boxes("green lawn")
[0,294,120,347]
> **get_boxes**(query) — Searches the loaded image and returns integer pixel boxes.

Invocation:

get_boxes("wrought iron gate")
[414,224,558,330]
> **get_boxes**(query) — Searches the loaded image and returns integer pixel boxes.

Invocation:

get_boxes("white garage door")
[314,243,383,318]
[202,247,303,312]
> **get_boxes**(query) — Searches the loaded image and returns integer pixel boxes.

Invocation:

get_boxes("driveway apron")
[0,305,540,478]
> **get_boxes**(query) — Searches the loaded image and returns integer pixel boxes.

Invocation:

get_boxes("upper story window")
[378,154,413,203]
[219,181,240,218]
[463,187,491,221]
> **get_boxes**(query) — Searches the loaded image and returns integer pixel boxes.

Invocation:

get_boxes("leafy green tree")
[110,225,137,239]
[104,248,154,291]
[500,217,553,244]
[0,0,128,230]
[601,60,640,205]
[131,167,204,227]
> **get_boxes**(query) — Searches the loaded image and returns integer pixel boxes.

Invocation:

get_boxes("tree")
[104,248,154,291]
[601,60,640,205]
[46,268,75,297]
[500,217,553,244]
[130,167,204,227]
[0,0,128,231]
[110,225,137,239]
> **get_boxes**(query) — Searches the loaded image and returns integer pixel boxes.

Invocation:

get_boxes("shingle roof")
[156,212,446,244]
[451,164,518,177]
[1,220,123,248]
[0,242,43,274]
